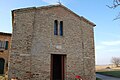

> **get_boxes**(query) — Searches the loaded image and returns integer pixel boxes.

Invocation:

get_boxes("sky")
[0,0,120,65]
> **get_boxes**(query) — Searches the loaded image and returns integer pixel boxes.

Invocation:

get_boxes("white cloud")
[95,40,120,65]
[101,40,120,46]
[95,40,120,51]
[41,0,59,4]
[95,39,120,65]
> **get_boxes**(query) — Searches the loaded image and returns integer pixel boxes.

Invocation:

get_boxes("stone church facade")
[9,4,96,80]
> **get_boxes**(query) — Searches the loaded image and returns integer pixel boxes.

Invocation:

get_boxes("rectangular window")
[0,41,9,50]
[2,41,5,49]
[5,41,8,50]
[54,20,58,35]
[60,21,63,36]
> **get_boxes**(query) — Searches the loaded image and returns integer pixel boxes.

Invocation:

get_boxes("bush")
[106,67,111,69]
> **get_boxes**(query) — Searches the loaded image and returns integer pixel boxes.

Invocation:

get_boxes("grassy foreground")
[96,71,120,78]
[96,77,102,80]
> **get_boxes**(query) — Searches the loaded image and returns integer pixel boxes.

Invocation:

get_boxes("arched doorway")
[0,58,5,74]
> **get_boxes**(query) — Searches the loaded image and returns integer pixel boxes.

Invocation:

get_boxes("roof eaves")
[12,7,36,13]
[81,16,96,27]
[58,5,96,27]
[0,32,12,36]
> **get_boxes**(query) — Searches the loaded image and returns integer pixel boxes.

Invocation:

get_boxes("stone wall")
[9,5,95,80]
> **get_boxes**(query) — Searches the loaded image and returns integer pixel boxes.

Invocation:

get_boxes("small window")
[5,41,8,50]
[60,21,63,36]
[54,20,58,35]
[0,41,9,50]
[2,41,5,49]
[0,41,2,48]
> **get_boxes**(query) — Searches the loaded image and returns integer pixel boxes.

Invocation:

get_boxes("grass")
[96,77,102,80]
[96,70,120,78]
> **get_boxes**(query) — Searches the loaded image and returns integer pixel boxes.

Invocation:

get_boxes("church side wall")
[81,21,95,80]
[8,9,35,80]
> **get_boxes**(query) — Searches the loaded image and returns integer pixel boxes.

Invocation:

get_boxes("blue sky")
[0,0,120,65]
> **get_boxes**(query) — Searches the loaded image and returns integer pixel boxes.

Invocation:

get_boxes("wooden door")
[51,54,65,80]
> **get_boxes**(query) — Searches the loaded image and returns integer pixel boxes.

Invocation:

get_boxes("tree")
[111,57,120,67]
[107,0,120,20]
[107,0,120,8]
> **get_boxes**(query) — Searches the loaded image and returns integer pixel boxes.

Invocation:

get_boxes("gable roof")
[12,4,96,27]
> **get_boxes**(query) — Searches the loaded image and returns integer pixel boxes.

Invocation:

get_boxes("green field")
[96,71,120,78]
[96,77,102,80]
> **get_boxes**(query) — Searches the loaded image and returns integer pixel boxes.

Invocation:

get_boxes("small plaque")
[56,45,62,49]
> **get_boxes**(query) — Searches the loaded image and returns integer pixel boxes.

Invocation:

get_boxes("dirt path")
[96,74,120,80]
